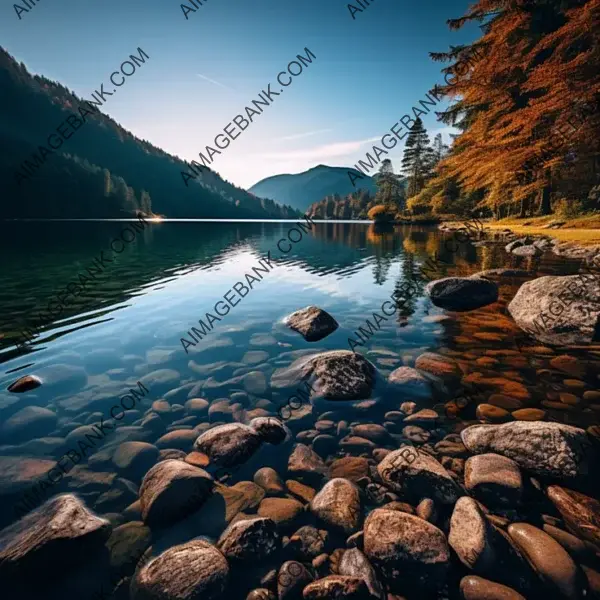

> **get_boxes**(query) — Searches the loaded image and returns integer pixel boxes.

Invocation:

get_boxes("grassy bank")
[484,214,600,246]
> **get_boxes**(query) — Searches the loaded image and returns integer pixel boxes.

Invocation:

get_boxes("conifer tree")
[401,118,434,198]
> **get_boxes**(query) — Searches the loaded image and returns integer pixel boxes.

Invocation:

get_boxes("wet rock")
[158,449,186,461]
[130,539,228,600]
[7,374,42,393]
[0,455,58,510]
[138,369,181,394]
[106,521,152,573]
[425,277,499,311]
[247,590,276,600]
[250,417,288,444]
[155,429,198,452]
[475,268,531,279]
[550,356,585,379]
[403,408,440,427]
[387,367,432,398]
[351,424,392,445]
[286,479,316,503]
[312,434,337,457]
[0,406,57,443]
[288,444,328,485]
[403,425,430,443]
[508,522,585,599]
[363,509,450,591]
[244,371,268,395]
[547,486,600,547]
[139,459,214,526]
[217,516,280,561]
[289,525,328,559]
[505,238,530,252]
[195,423,263,467]
[277,560,312,599]
[0,494,111,583]
[476,404,511,423]
[185,451,210,468]
[271,351,378,401]
[465,454,523,506]
[415,352,462,383]
[258,497,304,529]
[310,478,362,534]
[377,447,461,504]
[512,408,546,421]
[284,306,339,342]
[339,547,385,599]
[543,525,594,562]
[184,398,209,416]
[329,457,370,483]
[416,498,436,523]
[460,575,526,600]
[303,575,369,599]
[508,275,600,345]
[254,467,286,496]
[512,245,543,256]
[461,421,592,479]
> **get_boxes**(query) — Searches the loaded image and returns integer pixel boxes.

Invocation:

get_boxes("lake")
[1,220,599,599]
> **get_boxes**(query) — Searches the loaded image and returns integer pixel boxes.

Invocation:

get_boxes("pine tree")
[401,118,435,198]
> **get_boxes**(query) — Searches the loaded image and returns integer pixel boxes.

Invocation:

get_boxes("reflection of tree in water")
[393,243,424,322]
[367,224,396,285]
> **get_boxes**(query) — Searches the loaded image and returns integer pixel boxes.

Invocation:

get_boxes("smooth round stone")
[507,523,583,599]
[312,434,338,457]
[511,408,546,421]
[550,356,584,378]
[112,441,159,477]
[242,351,270,365]
[253,467,286,496]
[7,374,43,393]
[488,394,523,411]
[310,478,362,535]
[352,424,392,444]
[459,575,525,600]
[185,451,210,468]
[151,400,171,416]
[303,575,368,599]
[184,398,209,416]
[329,457,370,482]
[476,404,511,423]
[257,498,304,529]
[155,429,198,452]
[315,420,335,433]
[0,406,58,442]
[243,371,268,395]
[583,391,600,402]
[464,454,522,506]
[547,485,600,547]
[563,379,586,389]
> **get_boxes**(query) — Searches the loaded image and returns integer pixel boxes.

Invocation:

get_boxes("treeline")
[411,0,599,220]
[0,48,299,219]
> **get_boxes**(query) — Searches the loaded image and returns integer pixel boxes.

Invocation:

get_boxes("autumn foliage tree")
[426,0,600,219]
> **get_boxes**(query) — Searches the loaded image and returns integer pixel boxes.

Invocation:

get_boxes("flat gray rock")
[508,275,600,345]
[461,421,592,479]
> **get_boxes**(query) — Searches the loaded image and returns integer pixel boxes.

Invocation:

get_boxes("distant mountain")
[0,47,299,219]
[248,164,377,212]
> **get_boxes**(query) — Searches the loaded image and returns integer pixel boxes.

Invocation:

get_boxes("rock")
[288,444,328,485]
[286,480,316,503]
[112,442,159,480]
[508,275,600,345]
[284,306,339,342]
[546,486,600,547]
[403,408,440,427]
[251,468,284,498]
[277,560,312,599]
[289,525,328,560]
[403,425,430,444]
[416,498,436,523]
[0,494,111,584]
[550,356,585,379]
[329,457,370,483]
[247,590,276,600]
[310,478,362,534]
[461,421,592,478]
[512,245,543,256]
[0,406,58,443]
[425,277,499,311]
[257,497,304,529]
[302,575,369,599]
[351,424,392,445]
[244,371,268,395]
[130,539,228,600]
[475,269,531,279]
[339,548,385,599]
[512,408,546,421]
[185,451,210,468]
[464,454,523,506]
[139,459,214,526]
[250,417,288,445]
[377,447,461,504]
[459,575,526,600]
[508,522,585,599]
[387,367,432,398]
[106,521,152,573]
[363,509,450,591]
[271,351,378,401]
[7,374,43,393]
[476,404,511,423]
[195,423,263,467]
[415,352,462,383]
[217,516,280,561]
[184,398,209,416]
[155,429,198,452]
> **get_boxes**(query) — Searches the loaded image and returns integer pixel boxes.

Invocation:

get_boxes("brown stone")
[547,485,600,547]
[511,408,546,421]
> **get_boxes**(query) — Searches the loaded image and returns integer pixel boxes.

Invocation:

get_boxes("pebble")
[459,575,526,600]
[464,453,523,506]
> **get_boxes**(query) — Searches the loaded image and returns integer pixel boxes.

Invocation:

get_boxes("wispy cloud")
[258,136,382,161]
[276,128,333,142]
[196,73,234,91]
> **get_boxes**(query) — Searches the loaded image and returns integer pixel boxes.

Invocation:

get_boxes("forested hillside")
[0,48,299,219]
[409,0,599,220]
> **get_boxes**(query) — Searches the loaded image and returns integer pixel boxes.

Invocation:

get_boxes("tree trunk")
[537,186,551,215]
[519,197,527,218]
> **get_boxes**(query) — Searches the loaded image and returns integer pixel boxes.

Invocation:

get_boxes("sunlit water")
[0,220,598,597]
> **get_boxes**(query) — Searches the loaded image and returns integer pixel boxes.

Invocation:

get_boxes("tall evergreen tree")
[375,159,406,211]
[401,118,435,198]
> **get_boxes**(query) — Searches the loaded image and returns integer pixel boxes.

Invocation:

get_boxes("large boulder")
[139,460,214,526]
[461,422,592,479]
[284,306,339,341]
[508,275,600,345]
[0,494,111,584]
[194,423,263,467]
[377,447,461,504]
[424,277,499,311]
[271,351,378,401]
[130,540,228,600]
[363,509,450,592]
[0,406,58,443]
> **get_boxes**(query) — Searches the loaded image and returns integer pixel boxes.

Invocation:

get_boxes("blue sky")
[2,0,479,188]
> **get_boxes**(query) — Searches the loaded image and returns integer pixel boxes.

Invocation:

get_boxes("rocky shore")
[1,230,600,600]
